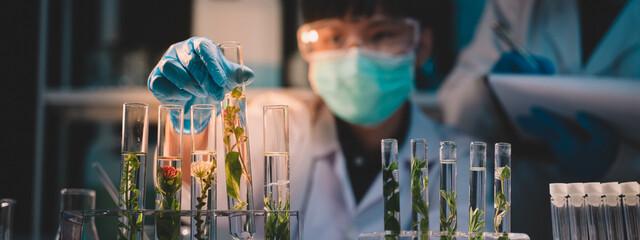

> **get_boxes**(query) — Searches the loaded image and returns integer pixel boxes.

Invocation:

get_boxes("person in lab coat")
[147,0,476,239]
[438,0,640,238]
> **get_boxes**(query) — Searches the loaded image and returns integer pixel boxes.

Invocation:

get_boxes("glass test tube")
[382,139,401,235]
[410,139,429,238]
[120,102,149,240]
[190,104,217,240]
[155,105,184,240]
[263,105,291,240]
[55,189,98,240]
[620,182,639,240]
[220,41,255,240]
[469,142,486,240]
[566,183,587,240]
[440,141,457,239]
[584,182,606,240]
[601,182,624,240]
[0,199,15,240]
[493,143,511,235]
[549,183,570,240]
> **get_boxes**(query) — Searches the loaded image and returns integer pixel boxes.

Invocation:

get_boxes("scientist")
[439,0,640,179]
[148,0,473,239]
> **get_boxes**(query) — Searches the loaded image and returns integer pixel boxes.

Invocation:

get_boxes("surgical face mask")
[309,48,415,126]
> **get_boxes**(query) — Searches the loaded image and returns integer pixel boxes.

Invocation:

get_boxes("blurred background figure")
[438,0,640,237]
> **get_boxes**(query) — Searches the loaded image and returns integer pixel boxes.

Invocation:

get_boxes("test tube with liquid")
[549,183,570,240]
[620,181,639,240]
[493,143,511,236]
[155,104,184,239]
[469,142,486,240]
[410,139,429,239]
[440,141,457,239]
[263,105,291,240]
[120,102,149,240]
[382,139,401,236]
[584,182,606,240]
[566,183,587,240]
[190,104,217,240]
[602,182,624,240]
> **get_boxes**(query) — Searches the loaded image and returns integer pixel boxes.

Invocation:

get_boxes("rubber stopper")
[620,182,640,195]
[601,182,621,195]
[567,182,585,196]
[584,182,602,195]
[550,183,568,196]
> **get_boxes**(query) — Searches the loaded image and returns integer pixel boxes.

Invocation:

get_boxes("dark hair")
[300,0,432,28]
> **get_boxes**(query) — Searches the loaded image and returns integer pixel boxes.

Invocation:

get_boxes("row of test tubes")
[379,140,513,239]
[549,181,640,240]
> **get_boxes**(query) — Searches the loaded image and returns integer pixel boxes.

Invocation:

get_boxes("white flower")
[191,161,213,179]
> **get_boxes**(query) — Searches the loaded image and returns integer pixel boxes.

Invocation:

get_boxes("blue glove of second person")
[517,107,619,179]
[492,51,555,74]
[148,37,254,134]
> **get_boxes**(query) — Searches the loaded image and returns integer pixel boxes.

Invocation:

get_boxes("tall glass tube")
[382,139,401,236]
[155,105,183,240]
[263,105,291,240]
[493,143,511,236]
[191,104,218,240]
[621,182,639,240]
[601,182,624,240]
[440,141,457,240]
[549,183,570,240]
[566,183,587,240]
[220,41,255,240]
[119,102,148,240]
[410,139,429,239]
[584,182,606,240]
[469,142,486,240]
[1,199,15,240]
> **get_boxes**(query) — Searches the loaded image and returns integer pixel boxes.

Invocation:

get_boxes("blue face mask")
[309,48,415,126]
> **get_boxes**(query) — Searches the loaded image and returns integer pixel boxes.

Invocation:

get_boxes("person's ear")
[416,28,433,67]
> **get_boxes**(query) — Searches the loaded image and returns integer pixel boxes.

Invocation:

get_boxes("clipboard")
[487,74,640,145]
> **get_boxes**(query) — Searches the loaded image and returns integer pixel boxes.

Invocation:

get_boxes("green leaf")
[231,87,242,99]
[495,191,506,209]
[500,166,511,180]
[383,179,398,197]
[225,151,242,201]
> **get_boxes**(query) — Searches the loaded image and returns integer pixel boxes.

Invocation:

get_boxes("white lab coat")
[212,90,474,240]
[438,0,640,141]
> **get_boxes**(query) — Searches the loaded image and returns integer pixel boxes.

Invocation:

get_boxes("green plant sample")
[264,194,290,240]
[383,161,400,239]
[494,166,511,240]
[411,157,429,239]
[440,190,457,240]
[155,165,182,240]
[118,153,144,240]
[224,87,252,210]
[469,207,485,240]
[192,160,216,240]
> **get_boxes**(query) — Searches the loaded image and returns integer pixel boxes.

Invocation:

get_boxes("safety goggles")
[297,17,420,61]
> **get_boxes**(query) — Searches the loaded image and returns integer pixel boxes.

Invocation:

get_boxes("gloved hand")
[516,107,619,179]
[492,51,555,74]
[148,37,254,134]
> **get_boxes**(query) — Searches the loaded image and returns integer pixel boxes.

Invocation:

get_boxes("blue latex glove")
[516,107,619,179]
[148,37,254,134]
[492,51,555,74]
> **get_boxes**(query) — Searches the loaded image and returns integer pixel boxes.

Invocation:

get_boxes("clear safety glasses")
[297,17,420,60]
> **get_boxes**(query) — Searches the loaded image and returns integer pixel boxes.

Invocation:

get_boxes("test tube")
[0,199,15,240]
[410,139,429,239]
[155,104,184,239]
[263,105,291,240]
[440,141,457,239]
[381,139,401,236]
[549,183,570,240]
[566,183,587,240]
[620,181,639,240]
[493,143,511,237]
[602,182,624,240]
[584,182,606,240]
[190,104,217,240]
[469,142,486,240]
[120,102,149,240]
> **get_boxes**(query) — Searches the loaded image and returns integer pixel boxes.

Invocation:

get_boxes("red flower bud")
[161,166,179,180]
